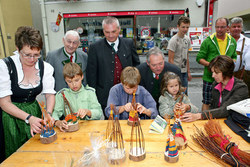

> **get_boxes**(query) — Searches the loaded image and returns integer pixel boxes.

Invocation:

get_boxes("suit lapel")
[147,65,154,91]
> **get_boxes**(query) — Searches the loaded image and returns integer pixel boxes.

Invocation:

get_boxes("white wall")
[217,0,250,31]
[33,0,208,52]
[30,0,46,55]
[218,0,250,18]
[211,0,218,34]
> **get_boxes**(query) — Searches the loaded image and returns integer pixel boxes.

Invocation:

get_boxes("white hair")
[230,17,243,27]
[64,30,80,40]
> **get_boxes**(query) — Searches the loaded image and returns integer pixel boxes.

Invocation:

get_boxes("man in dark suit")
[87,16,140,115]
[137,47,181,108]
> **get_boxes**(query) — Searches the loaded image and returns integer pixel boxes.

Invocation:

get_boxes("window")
[63,10,184,54]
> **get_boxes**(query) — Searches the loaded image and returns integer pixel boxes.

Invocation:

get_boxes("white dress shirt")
[234,34,250,71]
[0,52,56,98]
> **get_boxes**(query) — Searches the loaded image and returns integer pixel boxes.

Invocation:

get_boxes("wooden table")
[1,119,250,167]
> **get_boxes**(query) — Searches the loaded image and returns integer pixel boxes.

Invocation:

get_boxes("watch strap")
[25,114,32,124]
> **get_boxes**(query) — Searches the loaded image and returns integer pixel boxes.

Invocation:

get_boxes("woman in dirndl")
[0,26,56,159]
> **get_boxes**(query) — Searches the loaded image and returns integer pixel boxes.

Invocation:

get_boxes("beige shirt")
[167,34,191,73]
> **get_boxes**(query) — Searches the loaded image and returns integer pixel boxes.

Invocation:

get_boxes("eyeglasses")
[215,26,227,29]
[20,51,41,59]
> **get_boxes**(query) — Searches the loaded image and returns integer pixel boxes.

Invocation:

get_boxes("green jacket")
[52,85,103,120]
[196,33,237,82]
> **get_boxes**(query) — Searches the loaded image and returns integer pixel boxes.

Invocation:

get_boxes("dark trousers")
[0,108,6,163]
[243,70,250,98]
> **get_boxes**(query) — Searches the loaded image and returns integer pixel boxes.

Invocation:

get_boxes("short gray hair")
[230,17,243,27]
[146,47,165,63]
[102,16,120,29]
[64,30,80,40]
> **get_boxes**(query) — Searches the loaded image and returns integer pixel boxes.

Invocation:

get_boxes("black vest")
[3,57,44,103]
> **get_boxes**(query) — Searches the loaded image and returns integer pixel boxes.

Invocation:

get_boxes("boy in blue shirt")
[105,66,157,120]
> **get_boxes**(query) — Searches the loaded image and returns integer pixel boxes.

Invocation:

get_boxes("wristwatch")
[25,114,32,124]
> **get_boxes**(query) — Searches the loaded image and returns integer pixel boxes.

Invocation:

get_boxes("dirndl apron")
[2,57,44,158]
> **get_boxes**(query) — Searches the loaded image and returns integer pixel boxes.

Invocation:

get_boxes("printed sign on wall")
[140,26,151,38]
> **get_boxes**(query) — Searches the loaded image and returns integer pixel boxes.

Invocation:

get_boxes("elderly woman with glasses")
[0,26,56,159]
[181,55,248,122]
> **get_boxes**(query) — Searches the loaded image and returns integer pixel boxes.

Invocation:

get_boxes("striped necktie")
[111,43,116,52]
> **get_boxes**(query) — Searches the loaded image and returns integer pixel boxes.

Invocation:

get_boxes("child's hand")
[124,102,132,112]
[174,103,185,117]
[44,113,55,126]
[55,120,68,132]
[174,103,183,113]
[77,109,91,119]
[136,103,151,117]
[174,103,189,113]
[174,103,181,110]
[177,103,191,113]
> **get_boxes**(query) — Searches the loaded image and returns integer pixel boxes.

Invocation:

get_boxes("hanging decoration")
[185,8,190,18]
[56,12,62,26]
